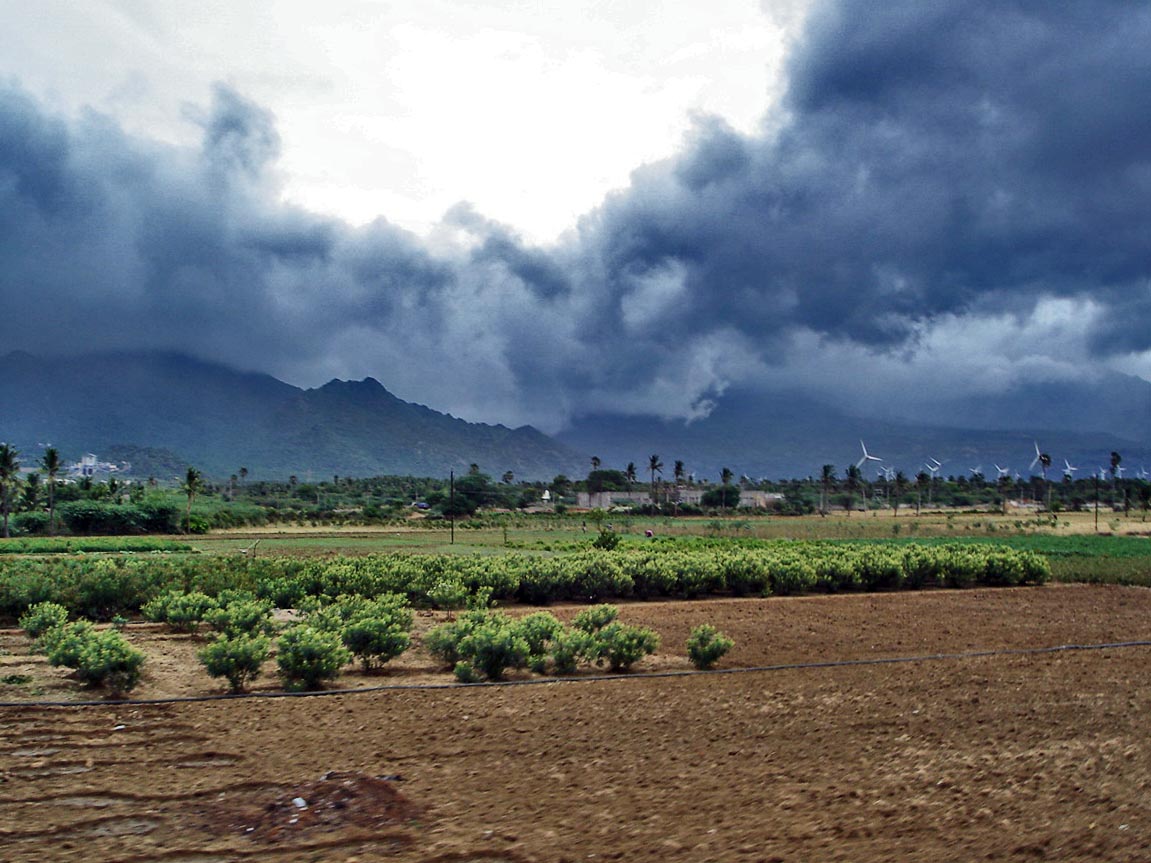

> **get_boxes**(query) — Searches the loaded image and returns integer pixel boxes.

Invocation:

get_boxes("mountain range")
[1,350,1148,482]
[0,351,582,481]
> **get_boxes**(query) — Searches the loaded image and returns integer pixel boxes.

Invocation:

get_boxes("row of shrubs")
[19,594,733,695]
[1,542,1049,623]
[0,537,193,555]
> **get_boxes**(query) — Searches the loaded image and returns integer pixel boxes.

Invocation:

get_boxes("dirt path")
[3,585,1150,861]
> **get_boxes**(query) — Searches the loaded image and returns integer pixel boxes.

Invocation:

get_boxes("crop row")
[0,542,1049,622]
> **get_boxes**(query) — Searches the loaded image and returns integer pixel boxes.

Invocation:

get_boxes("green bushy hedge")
[2,542,1050,625]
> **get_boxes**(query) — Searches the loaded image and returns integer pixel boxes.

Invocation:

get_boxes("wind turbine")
[1138,466,1149,481]
[856,440,882,470]
[1063,459,1079,479]
[994,464,1010,479]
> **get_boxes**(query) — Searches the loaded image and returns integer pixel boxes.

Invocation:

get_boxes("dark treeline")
[2,454,1150,537]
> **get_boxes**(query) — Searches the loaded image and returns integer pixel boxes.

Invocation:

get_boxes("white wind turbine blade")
[856,440,881,469]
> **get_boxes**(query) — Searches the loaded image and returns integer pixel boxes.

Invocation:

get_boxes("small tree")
[589,621,659,672]
[199,634,270,692]
[0,442,20,539]
[276,625,350,691]
[342,618,411,671]
[182,466,203,534]
[686,624,735,670]
[19,601,70,638]
[42,447,62,535]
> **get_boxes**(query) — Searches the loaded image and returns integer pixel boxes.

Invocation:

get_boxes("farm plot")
[2,584,1151,862]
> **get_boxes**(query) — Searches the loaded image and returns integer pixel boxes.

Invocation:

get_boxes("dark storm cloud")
[2,0,1150,428]
[578,0,1151,358]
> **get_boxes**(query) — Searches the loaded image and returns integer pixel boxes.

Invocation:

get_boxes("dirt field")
[3,584,1150,861]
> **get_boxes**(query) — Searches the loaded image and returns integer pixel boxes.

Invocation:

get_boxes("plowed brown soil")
[2,584,1150,862]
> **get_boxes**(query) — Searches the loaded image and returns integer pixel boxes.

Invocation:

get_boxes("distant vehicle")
[413,502,430,510]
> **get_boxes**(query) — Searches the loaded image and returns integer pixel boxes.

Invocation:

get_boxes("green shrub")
[516,612,564,659]
[199,634,270,692]
[589,622,659,672]
[686,624,735,670]
[19,601,69,638]
[204,599,276,638]
[423,609,493,668]
[453,660,480,683]
[41,620,97,667]
[427,579,468,614]
[457,621,529,681]
[342,618,411,671]
[572,603,619,633]
[276,625,350,691]
[591,530,621,550]
[158,591,218,633]
[550,627,594,675]
[73,629,146,694]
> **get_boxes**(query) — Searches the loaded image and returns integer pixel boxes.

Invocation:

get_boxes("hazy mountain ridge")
[0,352,583,480]
[1,351,1148,482]
[560,383,1151,481]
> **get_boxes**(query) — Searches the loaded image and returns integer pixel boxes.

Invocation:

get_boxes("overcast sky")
[2,0,1150,431]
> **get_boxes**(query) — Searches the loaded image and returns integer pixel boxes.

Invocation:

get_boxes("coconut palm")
[892,470,909,517]
[820,464,836,515]
[0,443,20,539]
[844,464,861,516]
[674,460,685,486]
[182,466,203,533]
[625,462,637,493]
[720,467,735,511]
[648,455,663,504]
[41,447,61,535]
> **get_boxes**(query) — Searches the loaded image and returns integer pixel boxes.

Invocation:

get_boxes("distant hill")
[3,350,1148,483]
[0,351,583,480]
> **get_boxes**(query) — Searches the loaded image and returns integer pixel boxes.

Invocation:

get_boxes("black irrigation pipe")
[3,639,1150,710]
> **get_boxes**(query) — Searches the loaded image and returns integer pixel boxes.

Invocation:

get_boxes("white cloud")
[0,0,798,243]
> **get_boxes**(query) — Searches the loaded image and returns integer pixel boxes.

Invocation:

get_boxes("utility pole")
[449,470,455,544]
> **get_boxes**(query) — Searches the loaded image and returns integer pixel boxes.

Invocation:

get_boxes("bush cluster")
[30,613,145,695]
[303,593,413,671]
[425,604,660,681]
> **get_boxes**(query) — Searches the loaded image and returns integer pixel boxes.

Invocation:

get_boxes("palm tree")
[590,455,601,473]
[892,470,909,517]
[844,464,861,516]
[820,464,836,515]
[674,460,685,486]
[720,467,735,511]
[1038,452,1052,510]
[0,443,21,539]
[625,462,637,493]
[41,447,61,536]
[182,466,203,534]
[648,454,663,505]
[22,471,42,509]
